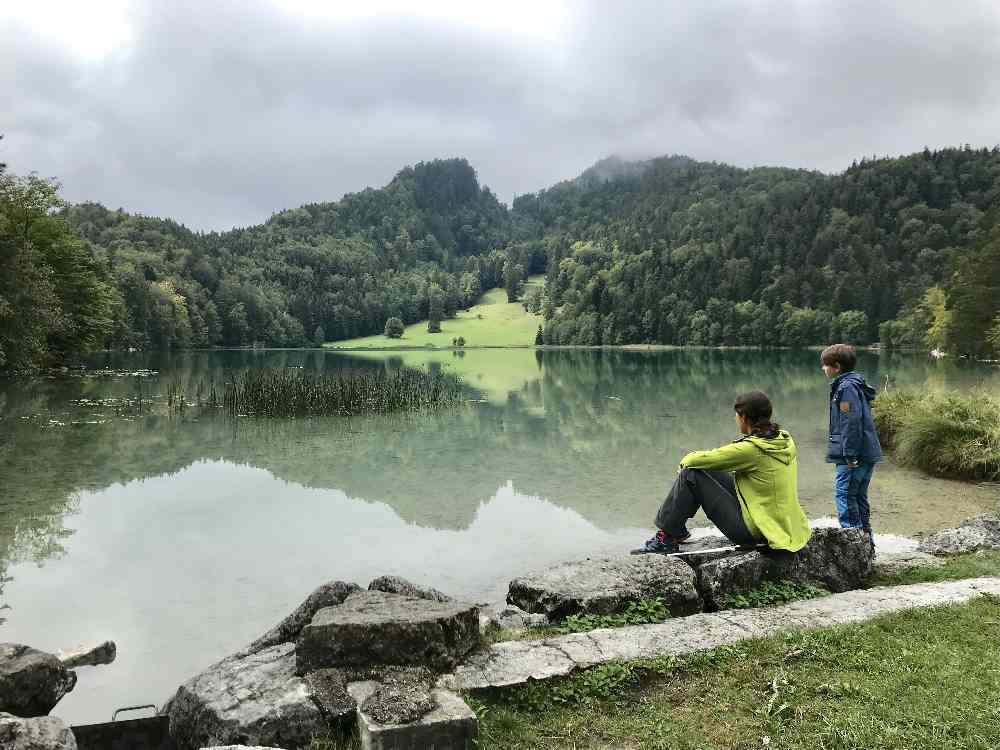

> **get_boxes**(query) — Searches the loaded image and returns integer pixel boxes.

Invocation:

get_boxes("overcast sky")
[3,0,1000,230]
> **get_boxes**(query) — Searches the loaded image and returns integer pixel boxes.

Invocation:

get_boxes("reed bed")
[221,368,465,417]
[873,389,1000,481]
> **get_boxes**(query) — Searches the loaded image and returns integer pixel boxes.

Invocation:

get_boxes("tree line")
[2,146,999,369]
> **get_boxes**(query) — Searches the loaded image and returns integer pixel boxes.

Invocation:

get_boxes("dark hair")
[820,343,857,372]
[734,390,780,437]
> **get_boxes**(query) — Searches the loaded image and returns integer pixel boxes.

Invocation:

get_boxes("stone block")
[243,581,362,656]
[0,644,77,718]
[368,576,452,602]
[296,592,480,674]
[347,681,477,750]
[507,553,701,621]
[0,712,77,749]
[695,527,873,609]
[871,551,944,577]
[918,514,1000,555]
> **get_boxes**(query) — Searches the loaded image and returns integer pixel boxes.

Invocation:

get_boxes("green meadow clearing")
[325,277,545,350]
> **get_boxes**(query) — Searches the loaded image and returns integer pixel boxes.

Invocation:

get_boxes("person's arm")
[839,385,865,466]
[680,441,758,472]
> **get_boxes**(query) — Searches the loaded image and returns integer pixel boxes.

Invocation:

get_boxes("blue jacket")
[827,372,882,464]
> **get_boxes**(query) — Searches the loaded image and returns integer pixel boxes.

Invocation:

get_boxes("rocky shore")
[2,515,998,750]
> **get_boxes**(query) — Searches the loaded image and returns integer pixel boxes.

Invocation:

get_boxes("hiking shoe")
[631,529,680,555]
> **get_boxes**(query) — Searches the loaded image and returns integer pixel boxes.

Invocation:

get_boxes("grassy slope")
[325,277,545,350]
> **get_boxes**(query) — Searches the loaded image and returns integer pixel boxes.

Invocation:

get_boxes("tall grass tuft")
[873,389,1000,481]
[222,368,465,417]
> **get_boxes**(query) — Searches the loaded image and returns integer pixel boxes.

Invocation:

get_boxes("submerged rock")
[295,591,481,674]
[243,581,362,656]
[694,527,873,609]
[918,515,1000,556]
[0,644,77,718]
[507,553,702,621]
[166,643,336,750]
[368,575,452,602]
[0,712,77,749]
[56,641,116,669]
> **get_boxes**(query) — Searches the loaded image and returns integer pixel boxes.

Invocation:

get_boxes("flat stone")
[56,641,116,669]
[871,551,945,577]
[494,605,549,630]
[918,515,1000,555]
[507,553,701,621]
[296,592,481,674]
[368,576,452,602]
[243,581,362,656]
[439,577,1000,692]
[0,712,77,749]
[166,643,336,750]
[0,644,77,717]
[359,670,436,725]
[347,681,477,750]
[695,527,873,609]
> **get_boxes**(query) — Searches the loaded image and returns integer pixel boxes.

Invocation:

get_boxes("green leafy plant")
[720,581,829,610]
[555,598,670,634]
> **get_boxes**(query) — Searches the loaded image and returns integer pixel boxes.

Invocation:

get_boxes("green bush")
[555,598,670,634]
[874,389,1000,480]
[719,580,829,610]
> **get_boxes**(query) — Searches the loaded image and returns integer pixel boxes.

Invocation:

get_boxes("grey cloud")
[2,0,999,229]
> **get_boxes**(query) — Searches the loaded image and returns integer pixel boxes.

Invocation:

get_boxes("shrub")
[383,317,405,338]
[719,581,829,610]
[427,319,441,333]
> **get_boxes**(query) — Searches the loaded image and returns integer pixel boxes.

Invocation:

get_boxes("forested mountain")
[521,147,1000,350]
[2,146,999,369]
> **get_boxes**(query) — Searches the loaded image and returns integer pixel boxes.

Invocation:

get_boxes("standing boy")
[820,344,882,543]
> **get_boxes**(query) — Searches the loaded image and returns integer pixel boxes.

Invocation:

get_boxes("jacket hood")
[744,430,796,465]
[832,371,877,402]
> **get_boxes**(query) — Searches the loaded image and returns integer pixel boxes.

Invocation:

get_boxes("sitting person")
[636,390,811,555]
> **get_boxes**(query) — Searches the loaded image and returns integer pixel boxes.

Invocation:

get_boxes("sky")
[3,0,1000,231]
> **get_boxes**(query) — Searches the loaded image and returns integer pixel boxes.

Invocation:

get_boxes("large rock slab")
[918,515,1000,556]
[506,554,701,621]
[347,681,477,750]
[166,643,347,750]
[441,577,1000,692]
[871,551,945,577]
[694,528,873,610]
[0,644,77,717]
[0,712,77,749]
[243,581,362,656]
[368,575,452,602]
[296,592,480,674]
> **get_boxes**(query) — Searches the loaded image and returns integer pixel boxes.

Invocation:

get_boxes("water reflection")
[0,349,998,723]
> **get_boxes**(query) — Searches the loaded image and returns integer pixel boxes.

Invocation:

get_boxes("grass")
[325,279,545,350]
[472,593,1000,749]
[220,368,465,417]
[873,389,1000,481]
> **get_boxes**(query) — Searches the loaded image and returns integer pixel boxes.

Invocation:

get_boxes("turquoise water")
[1,348,998,723]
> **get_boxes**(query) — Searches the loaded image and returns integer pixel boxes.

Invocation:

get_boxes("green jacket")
[679,430,811,552]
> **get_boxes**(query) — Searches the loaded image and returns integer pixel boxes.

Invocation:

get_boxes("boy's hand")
[847,458,860,469]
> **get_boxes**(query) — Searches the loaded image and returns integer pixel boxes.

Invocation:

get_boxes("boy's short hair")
[821,343,857,372]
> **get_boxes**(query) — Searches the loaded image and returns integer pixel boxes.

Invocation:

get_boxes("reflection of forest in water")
[2,348,999,597]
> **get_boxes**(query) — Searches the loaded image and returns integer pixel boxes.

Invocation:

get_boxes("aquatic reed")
[873,389,1000,481]
[221,368,465,417]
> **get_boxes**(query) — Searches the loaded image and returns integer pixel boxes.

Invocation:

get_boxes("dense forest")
[2,144,999,369]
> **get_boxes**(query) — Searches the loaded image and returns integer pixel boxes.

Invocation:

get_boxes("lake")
[1,348,998,724]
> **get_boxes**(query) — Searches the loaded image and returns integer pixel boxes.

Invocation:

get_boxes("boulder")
[357,669,436,725]
[347,681,477,750]
[0,644,77,717]
[495,605,549,630]
[200,747,286,749]
[368,575,452,602]
[166,643,349,750]
[56,641,116,669]
[295,591,480,674]
[694,527,873,610]
[918,515,1000,556]
[0,712,77,749]
[871,551,945,577]
[507,553,701,621]
[243,581,362,656]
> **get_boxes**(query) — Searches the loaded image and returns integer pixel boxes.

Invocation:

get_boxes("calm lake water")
[1,348,998,723]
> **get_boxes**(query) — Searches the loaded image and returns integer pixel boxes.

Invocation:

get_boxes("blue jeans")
[834,462,875,535]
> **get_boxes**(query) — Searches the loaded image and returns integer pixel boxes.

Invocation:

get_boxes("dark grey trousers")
[655,468,760,545]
